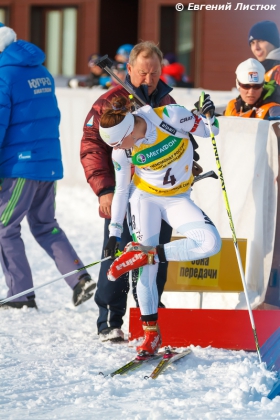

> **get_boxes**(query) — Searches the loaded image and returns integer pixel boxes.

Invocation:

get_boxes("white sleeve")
[163,104,219,138]
[109,149,131,238]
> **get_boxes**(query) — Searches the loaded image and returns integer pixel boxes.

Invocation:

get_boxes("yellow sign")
[165,237,247,292]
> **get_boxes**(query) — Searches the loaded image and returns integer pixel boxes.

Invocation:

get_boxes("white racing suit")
[109,105,221,315]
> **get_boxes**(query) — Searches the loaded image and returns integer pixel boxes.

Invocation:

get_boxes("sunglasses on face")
[238,82,264,90]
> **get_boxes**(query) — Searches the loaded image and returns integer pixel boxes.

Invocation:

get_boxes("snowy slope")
[0,186,280,420]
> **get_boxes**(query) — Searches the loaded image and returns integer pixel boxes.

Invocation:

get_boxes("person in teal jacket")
[0,23,96,309]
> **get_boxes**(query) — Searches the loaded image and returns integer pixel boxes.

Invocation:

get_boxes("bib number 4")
[163,168,176,186]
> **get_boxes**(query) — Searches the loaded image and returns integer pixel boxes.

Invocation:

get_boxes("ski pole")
[200,91,262,363]
[0,255,116,306]
[95,55,145,107]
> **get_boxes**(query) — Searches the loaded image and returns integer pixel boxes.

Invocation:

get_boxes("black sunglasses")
[238,81,264,90]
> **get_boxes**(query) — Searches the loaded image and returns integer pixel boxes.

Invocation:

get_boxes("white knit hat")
[0,23,17,52]
[99,113,134,146]
[235,58,265,84]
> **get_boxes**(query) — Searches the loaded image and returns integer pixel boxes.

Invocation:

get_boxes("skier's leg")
[157,219,172,305]
[128,189,162,354]
[162,192,221,261]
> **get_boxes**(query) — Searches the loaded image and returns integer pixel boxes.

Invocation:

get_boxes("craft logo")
[137,154,146,164]
[248,72,259,83]
[180,115,194,123]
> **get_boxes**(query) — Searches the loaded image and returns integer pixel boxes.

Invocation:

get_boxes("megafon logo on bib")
[248,72,259,83]
[18,151,32,160]
[137,154,146,163]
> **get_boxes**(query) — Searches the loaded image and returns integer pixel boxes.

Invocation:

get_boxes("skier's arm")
[192,114,219,138]
[109,149,131,238]
[163,103,219,139]
[192,94,219,137]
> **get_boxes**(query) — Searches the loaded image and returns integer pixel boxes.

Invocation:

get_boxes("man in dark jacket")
[80,41,176,342]
[0,24,95,309]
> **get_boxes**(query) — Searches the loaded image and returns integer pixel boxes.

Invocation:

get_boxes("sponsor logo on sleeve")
[113,160,122,171]
[159,121,176,135]
[180,115,194,123]
[125,148,132,158]
[18,151,32,160]
[86,116,94,127]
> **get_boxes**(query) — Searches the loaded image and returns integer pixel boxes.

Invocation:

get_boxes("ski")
[100,352,163,377]
[145,348,191,380]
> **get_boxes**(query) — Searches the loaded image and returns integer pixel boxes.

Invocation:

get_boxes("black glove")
[194,94,215,118]
[104,236,120,259]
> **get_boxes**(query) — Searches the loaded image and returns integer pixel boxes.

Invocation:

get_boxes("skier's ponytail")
[101,97,132,129]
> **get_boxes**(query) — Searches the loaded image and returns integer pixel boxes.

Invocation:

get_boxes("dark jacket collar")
[262,58,280,73]
[125,74,173,108]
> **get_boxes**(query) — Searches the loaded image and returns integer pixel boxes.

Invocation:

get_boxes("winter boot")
[99,327,124,343]
[136,321,162,356]
[73,274,96,306]
[0,299,38,310]
[107,242,157,281]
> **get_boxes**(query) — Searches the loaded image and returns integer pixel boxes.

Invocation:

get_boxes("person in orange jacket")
[224,58,280,119]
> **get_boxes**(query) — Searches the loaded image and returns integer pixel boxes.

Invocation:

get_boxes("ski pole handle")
[200,91,211,120]
[199,91,205,113]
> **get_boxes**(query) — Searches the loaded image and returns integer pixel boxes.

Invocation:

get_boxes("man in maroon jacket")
[80,41,176,342]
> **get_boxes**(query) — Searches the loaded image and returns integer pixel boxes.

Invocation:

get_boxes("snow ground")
[0,186,280,420]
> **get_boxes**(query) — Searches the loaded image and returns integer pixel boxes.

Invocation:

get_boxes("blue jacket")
[0,40,63,180]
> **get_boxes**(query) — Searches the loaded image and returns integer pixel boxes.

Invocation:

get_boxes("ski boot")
[136,321,162,359]
[107,242,157,281]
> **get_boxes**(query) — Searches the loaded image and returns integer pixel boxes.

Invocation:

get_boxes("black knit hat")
[248,21,279,48]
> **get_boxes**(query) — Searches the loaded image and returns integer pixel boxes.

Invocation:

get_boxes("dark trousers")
[94,218,172,333]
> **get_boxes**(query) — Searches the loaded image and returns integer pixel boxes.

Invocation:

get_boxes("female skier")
[98,95,221,357]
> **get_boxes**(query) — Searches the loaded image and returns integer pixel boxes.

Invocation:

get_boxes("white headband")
[99,113,134,146]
